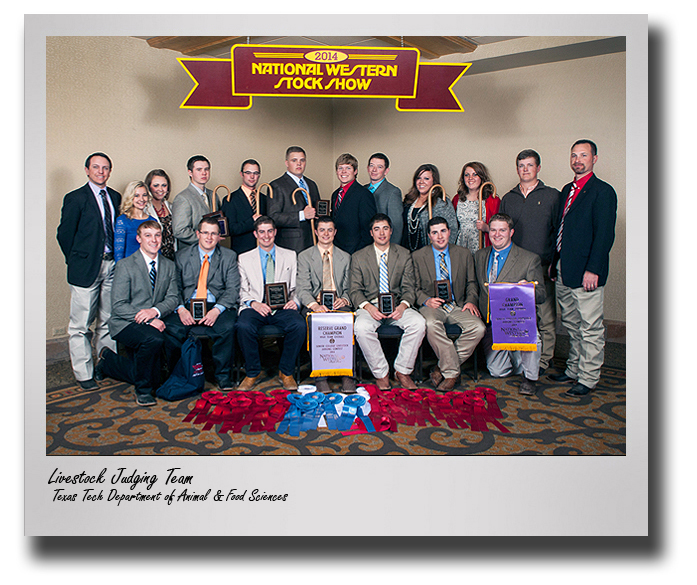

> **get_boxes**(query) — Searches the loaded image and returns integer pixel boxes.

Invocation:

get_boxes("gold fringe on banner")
[492,343,538,351]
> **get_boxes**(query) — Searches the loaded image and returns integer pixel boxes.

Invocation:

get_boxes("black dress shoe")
[78,378,98,390]
[136,393,157,406]
[548,372,575,383]
[519,377,537,396]
[565,382,593,396]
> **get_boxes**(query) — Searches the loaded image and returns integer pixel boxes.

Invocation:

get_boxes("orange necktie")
[195,254,209,299]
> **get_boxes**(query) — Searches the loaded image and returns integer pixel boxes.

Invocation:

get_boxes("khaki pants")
[354,306,426,379]
[537,271,557,370]
[420,305,486,379]
[67,259,117,381]
[555,267,605,389]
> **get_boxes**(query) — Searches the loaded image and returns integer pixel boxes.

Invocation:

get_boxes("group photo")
[44,33,627,458]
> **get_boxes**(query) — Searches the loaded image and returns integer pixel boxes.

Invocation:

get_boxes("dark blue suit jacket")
[57,183,121,287]
[331,181,377,254]
[220,187,267,256]
[551,173,617,288]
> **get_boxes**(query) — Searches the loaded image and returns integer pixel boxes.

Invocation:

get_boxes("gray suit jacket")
[412,244,479,308]
[349,243,417,308]
[109,251,180,338]
[171,183,220,247]
[474,243,546,320]
[174,244,240,311]
[296,244,352,308]
[238,245,299,312]
[368,179,403,244]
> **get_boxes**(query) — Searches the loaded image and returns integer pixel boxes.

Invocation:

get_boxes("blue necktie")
[149,260,157,290]
[379,253,389,294]
[439,252,454,313]
[298,177,309,204]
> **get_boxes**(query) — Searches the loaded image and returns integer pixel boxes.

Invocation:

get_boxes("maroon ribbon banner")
[179,44,470,113]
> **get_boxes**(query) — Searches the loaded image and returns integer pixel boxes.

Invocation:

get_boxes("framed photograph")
[378,292,395,315]
[321,290,337,310]
[316,199,331,216]
[189,298,207,321]
[434,279,453,303]
[265,282,288,310]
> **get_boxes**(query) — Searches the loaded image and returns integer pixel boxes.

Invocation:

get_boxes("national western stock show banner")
[179,44,471,112]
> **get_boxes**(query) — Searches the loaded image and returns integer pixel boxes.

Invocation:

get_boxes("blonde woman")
[114,181,156,262]
[144,169,176,260]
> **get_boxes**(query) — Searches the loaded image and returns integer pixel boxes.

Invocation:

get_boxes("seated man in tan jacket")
[412,216,486,390]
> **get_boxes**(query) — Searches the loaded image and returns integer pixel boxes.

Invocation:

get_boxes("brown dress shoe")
[437,376,458,391]
[429,366,444,388]
[374,375,391,390]
[279,372,298,390]
[238,375,261,391]
[394,371,417,390]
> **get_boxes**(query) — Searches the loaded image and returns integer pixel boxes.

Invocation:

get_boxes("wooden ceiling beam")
[375,36,477,58]
[146,36,246,56]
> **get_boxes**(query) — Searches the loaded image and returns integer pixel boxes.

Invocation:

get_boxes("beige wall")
[47,36,625,339]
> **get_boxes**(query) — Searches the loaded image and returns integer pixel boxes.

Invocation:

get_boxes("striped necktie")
[249,189,257,213]
[99,189,114,251]
[149,260,157,290]
[335,186,346,209]
[556,183,577,252]
[298,178,309,204]
[379,252,389,294]
[439,252,455,313]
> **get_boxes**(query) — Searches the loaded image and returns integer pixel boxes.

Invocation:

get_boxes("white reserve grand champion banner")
[307,312,354,377]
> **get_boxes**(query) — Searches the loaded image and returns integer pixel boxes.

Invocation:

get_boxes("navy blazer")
[551,174,617,288]
[331,181,377,254]
[57,183,122,287]
[267,173,321,254]
[220,187,267,256]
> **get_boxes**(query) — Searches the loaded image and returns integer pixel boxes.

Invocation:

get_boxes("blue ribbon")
[299,393,325,431]
[336,394,365,431]
[322,393,344,430]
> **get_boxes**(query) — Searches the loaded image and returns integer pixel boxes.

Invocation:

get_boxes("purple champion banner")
[488,282,538,351]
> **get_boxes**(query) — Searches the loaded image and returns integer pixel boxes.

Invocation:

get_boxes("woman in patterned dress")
[401,163,458,252]
[453,161,500,254]
[144,169,176,260]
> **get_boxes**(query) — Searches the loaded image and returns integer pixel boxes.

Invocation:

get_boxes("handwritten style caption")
[48,467,288,506]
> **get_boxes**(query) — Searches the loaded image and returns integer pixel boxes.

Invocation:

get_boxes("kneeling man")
[413,217,486,390]
[474,213,546,395]
[349,214,426,390]
[236,216,306,390]
[96,220,180,406]
[163,217,240,391]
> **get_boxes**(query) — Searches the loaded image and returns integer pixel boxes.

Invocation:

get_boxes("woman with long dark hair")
[402,163,458,252]
[453,161,500,253]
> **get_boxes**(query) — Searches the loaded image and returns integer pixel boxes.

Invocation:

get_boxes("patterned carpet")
[46,354,626,456]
